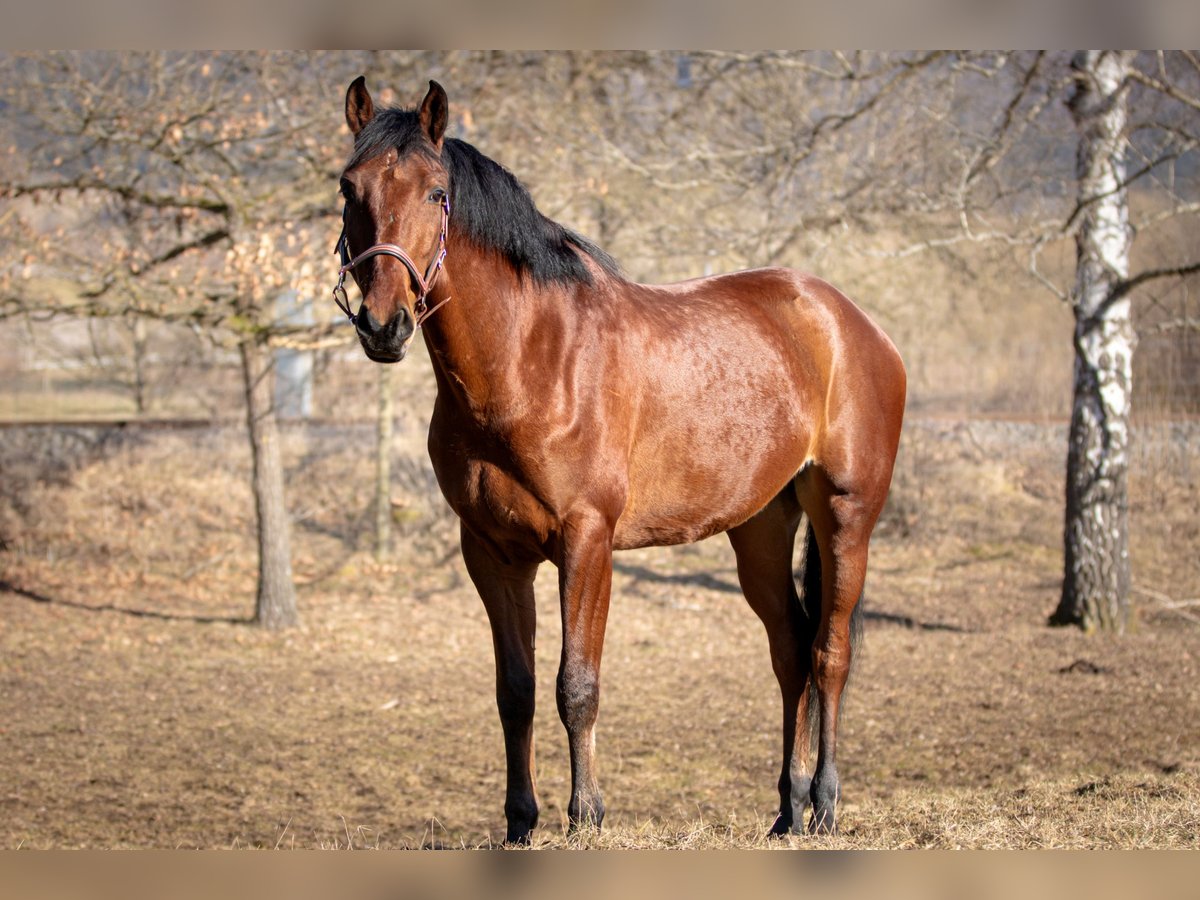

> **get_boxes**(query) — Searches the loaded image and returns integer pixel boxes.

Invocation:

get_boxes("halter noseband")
[332,194,451,328]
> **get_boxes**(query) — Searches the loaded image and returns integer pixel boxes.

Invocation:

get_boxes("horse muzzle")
[356,302,415,363]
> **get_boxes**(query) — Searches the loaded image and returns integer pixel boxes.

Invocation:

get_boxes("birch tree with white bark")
[1051,51,1200,631]
[1051,51,1138,632]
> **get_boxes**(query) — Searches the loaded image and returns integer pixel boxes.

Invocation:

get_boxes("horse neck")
[420,238,553,420]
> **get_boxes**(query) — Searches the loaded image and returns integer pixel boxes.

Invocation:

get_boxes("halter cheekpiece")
[332,194,451,328]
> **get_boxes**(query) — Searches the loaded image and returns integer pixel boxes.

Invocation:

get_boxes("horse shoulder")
[428,395,627,561]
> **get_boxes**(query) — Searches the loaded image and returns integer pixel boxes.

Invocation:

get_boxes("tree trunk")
[1052,51,1136,633]
[239,337,299,630]
[375,363,395,563]
[131,317,148,416]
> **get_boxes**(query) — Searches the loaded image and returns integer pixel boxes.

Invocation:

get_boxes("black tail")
[797,518,863,746]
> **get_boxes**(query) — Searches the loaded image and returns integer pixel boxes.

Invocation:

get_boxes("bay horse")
[334,78,906,844]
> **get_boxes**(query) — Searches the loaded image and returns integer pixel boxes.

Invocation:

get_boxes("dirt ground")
[1,413,1198,849]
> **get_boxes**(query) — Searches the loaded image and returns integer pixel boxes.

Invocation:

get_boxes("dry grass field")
[1,393,1197,849]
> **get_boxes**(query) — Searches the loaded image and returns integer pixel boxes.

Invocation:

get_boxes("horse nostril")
[356,304,383,337]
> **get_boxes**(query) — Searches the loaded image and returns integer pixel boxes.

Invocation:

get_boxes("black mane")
[346,107,621,286]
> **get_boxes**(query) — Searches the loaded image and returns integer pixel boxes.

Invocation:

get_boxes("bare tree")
[1051,52,1138,631]
[0,51,362,628]
[1050,52,1200,631]
[240,337,298,628]
[817,50,1198,632]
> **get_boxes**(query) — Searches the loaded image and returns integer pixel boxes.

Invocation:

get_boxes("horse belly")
[610,307,821,549]
[614,412,810,550]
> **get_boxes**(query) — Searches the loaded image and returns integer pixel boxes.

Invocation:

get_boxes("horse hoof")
[769,814,807,837]
[503,830,533,847]
[807,809,838,836]
[565,819,604,840]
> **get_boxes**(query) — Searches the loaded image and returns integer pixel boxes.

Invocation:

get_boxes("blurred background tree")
[0,51,354,628]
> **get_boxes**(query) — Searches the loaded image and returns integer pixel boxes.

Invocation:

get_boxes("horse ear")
[345,75,375,138]
[419,80,449,151]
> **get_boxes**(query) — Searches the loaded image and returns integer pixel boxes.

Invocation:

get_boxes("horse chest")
[430,432,561,555]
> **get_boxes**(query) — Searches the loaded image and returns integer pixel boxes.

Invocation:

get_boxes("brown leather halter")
[332,194,451,328]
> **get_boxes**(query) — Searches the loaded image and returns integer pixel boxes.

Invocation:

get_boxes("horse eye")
[428,188,447,203]
[340,179,355,201]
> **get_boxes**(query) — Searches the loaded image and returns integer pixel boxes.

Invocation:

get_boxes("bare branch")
[1142,316,1200,334]
[266,324,356,352]
[1128,67,1200,114]
[966,51,1049,184]
[858,217,1061,261]
[1110,260,1200,303]
[6,176,230,215]
[1062,141,1199,234]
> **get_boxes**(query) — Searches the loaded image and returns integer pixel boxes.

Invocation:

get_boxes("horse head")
[336,77,450,363]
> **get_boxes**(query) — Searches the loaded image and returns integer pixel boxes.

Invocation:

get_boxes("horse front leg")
[460,524,541,845]
[555,514,615,834]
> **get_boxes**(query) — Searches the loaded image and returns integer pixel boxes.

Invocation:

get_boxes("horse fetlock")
[567,792,606,832]
[768,773,812,837]
[808,768,840,835]
[790,773,813,821]
[808,807,838,835]
[504,795,539,844]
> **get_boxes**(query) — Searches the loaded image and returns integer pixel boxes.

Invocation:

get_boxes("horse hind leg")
[726,490,816,836]
[799,474,876,835]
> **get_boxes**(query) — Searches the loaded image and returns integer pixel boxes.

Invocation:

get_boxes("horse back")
[611,267,904,548]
